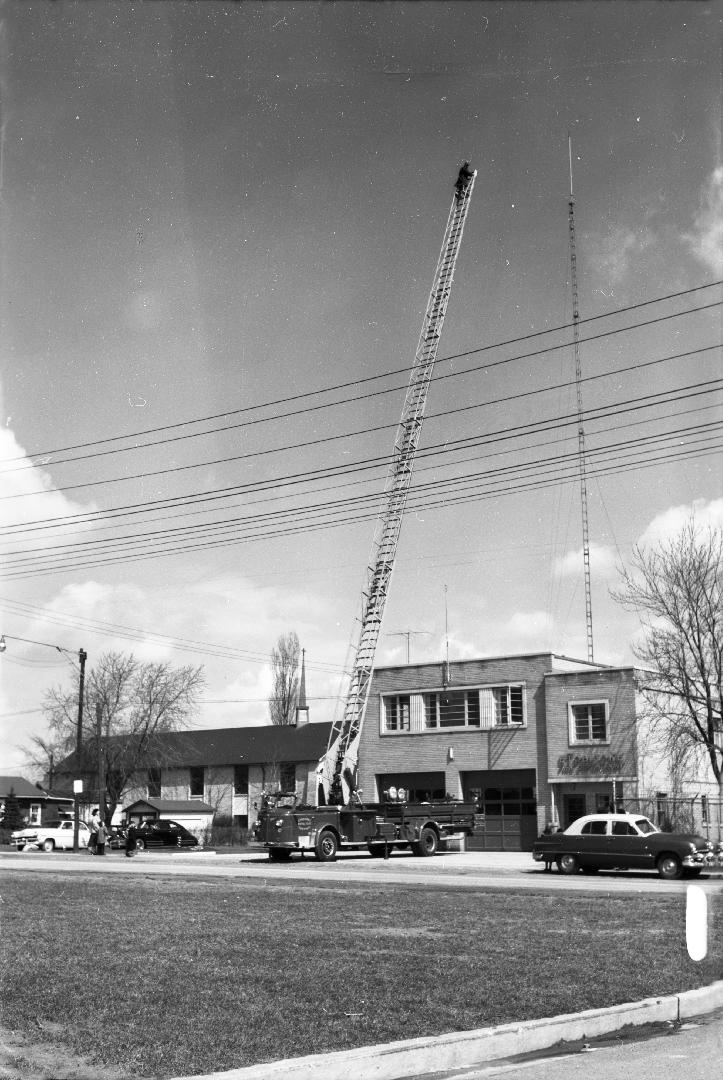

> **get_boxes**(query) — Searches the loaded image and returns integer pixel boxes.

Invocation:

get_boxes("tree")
[268,632,300,726]
[40,651,205,824]
[613,520,723,801]
[1,788,25,831]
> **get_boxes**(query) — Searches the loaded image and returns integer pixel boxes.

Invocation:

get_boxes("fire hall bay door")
[462,769,538,851]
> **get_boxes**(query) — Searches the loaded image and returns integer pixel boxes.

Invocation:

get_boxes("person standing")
[125,823,138,858]
[88,809,100,855]
[95,818,107,857]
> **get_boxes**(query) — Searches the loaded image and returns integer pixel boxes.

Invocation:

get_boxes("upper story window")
[385,695,411,731]
[279,763,296,792]
[234,764,248,796]
[147,768,161,799]
[189,766,204,799]
[381,684,526,733]
[569,701,608,744]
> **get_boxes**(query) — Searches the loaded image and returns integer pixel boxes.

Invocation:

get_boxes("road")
[425,1010,723,1080]
[2,847,722,900]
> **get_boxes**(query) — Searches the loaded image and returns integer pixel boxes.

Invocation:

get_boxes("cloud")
[637,497,723,548]
[587,225,655,283]
[684,165,723,274]
[554,542,617,579]
[0,415,98,541]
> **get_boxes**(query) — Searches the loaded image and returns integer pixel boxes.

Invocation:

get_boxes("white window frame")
[382,694,412,733]
[380,684,526,734]
[568,700,609,745]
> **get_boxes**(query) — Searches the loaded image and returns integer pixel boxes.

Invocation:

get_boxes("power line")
[2,286,720,479]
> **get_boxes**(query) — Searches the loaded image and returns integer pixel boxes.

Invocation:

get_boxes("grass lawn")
[1,870,721,1079]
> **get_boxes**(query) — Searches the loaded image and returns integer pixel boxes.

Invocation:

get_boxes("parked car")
[107,827,128,850]
[11,819,91,852]
[532,813,714,879]
[130,819,199,851]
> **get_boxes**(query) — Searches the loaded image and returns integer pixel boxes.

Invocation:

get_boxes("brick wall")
[358,654,556,801]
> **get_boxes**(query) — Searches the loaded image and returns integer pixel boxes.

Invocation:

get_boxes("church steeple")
[295,648,309,726]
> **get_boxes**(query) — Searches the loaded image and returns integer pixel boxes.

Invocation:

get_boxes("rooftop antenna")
[387,629,431,664]
[567,134,595,663]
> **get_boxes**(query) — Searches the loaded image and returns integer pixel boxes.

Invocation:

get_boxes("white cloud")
[587,225,655,283]
[638,497,723,548]
[554,542,617,579]
[684,165,723,274]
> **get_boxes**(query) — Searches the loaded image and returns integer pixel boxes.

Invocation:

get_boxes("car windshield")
[634,817,659,834]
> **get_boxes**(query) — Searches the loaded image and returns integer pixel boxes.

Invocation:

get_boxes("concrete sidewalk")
[173,982,723,1080]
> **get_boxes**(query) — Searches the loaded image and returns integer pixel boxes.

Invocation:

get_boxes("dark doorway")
[563,794,587,829]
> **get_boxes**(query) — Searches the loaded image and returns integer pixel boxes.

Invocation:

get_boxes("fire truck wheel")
[269,848,292,861]
[416,826,439,857]
[367,843,387,858]
[315,830,338,862]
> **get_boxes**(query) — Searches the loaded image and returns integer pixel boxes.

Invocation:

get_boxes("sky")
[0,1,721,776]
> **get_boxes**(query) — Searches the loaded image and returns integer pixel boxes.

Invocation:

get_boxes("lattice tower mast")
[568,136,595,663]
[317,164,477,805]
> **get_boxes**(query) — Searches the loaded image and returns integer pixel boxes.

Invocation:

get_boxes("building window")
[279,763,296,792]
[384,695,411,731]
[569,701,608,743]
[234,765,248,796]
[382,685,525,733]
[147,768,162,799]
[189,766,204,799]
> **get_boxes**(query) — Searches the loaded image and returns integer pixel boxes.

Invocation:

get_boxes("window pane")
[189,767,204,797]
[510,686,524,725]
[590,704,607,740]
[439,691,466,727]
[466,692,480,726]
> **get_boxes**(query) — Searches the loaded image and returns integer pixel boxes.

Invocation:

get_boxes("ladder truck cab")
[254,164,477,862]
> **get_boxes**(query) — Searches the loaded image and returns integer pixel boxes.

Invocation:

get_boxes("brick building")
[359,651,720,849]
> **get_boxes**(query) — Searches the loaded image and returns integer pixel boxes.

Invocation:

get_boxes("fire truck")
[254,163,478,861]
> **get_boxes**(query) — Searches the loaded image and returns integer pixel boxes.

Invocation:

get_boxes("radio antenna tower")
[567,135,594,663]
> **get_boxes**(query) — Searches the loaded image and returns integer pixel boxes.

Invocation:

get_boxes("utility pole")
[96,702,106,826]
[73,648,87,852]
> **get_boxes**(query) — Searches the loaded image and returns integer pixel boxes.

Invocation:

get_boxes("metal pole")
[96,702,105,826]
[73,648,87,852]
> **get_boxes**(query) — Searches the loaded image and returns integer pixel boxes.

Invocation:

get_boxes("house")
[358,652,722,849]
[52,722,333,831]
[0,776,74,827]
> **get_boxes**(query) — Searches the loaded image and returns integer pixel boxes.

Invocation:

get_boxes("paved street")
[2,847,722,899]
[425,1010,723,1080]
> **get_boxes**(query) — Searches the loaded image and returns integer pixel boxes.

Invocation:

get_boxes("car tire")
[657,854,682,879]
[42,839,55,853]
[269,848,292,861]
[367,843,387,858]
[315,829,338,862]
[415,826,439,857]
[558,853,580,875]
[134,838,146,852]
[15,844,25,852]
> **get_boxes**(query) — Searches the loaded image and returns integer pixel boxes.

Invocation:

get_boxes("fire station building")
[358,651,716,850]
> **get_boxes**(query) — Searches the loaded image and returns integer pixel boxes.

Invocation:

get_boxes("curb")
[172,981,723,1080]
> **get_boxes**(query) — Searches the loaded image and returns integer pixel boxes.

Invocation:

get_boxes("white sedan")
[11,819,91,852]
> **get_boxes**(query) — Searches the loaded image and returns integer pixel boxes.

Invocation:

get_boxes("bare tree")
[613,520,723,800]
[39,651,205,823]
[268,632,300,726]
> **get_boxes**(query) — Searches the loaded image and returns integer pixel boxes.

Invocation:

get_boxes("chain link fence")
[618,796,723,841]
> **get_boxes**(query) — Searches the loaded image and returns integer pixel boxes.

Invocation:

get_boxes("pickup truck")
[11,819,91,852]
[253,792,476,861]
[532,813,714,879]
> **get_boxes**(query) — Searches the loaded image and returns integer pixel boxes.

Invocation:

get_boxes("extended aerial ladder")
[317,163,477,806]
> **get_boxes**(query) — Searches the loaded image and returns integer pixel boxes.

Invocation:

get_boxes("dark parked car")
[130,819,199,851]
[532,813,714,879]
